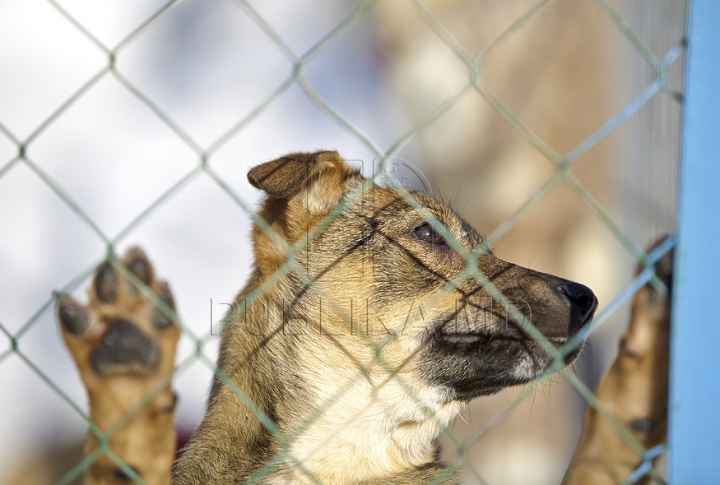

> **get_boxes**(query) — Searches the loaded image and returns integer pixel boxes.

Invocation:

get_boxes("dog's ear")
[248,152,321,198]
[248,151,361,275]
[248,151,357,214]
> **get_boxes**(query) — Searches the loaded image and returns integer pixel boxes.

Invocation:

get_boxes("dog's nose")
[560,282,598,334]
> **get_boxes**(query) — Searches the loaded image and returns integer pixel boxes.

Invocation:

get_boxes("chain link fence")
[0,0,684,483]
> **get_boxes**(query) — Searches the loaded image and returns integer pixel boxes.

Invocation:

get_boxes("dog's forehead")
[365,185,476,232]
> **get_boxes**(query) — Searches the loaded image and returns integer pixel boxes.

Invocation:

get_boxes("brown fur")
[172,151,596,484]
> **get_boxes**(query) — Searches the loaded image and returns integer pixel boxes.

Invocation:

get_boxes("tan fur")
[173,151,596,484]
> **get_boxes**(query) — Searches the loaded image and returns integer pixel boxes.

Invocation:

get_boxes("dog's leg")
[563,244,672,485]
[56,247,179,485]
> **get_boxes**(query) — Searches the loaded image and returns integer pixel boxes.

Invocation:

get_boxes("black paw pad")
[152,282,176,329]
[127,250,152,287]
[58,298,91,336]
[94,262,117,304]
[90,319,160,376]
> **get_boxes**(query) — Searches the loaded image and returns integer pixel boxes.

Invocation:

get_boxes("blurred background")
[0,0,684,483]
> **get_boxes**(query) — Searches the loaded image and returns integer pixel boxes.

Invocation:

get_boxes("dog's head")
[247,151,597,401]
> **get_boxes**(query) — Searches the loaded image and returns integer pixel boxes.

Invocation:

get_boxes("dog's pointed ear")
[248,152,320,198]
[248,151,357,214]
[248,151,361,275]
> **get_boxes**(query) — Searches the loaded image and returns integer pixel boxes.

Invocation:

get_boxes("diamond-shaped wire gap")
[477,0,632,157]
[111,166,202,246]
[460,61,652,263]
[210,82,404,190]
[239,0,360,58]
[205,75,296,156]
[28,75,198,239]
[0,0,106,140]
[0,350,89,481]
[300,8,468,155]
[118,0,292,149]
[52,0,173,48]
[0,162,105,334]
[465,76,651,264]
[303,16,448,151]
[464,9,668,173]
[488,108,636,258]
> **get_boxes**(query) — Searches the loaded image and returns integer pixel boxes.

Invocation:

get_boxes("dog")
[54,150,600,484]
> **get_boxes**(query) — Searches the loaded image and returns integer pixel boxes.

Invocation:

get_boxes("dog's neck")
[279,370,463,483]
[187,281,463,483]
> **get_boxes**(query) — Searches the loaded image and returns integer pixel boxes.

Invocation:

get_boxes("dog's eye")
[414,223,447,246]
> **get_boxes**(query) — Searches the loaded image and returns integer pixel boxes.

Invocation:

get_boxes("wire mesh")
[0,0,684,484]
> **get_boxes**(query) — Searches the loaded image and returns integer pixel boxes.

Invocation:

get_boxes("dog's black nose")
[560,282,598,334]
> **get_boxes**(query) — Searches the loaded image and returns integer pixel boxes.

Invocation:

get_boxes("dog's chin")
[419,332,585,401]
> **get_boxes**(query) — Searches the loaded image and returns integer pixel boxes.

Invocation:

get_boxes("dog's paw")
[57,247,179,381]
[56,247,179,485]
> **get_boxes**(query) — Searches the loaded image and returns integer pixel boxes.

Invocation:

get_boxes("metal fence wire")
[0,0,684,484]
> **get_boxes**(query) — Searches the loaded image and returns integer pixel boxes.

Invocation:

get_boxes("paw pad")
[90,318,160,375]
[56,246,179,378]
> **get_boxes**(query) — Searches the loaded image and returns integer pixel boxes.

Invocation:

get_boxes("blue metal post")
[669,0,720,482]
